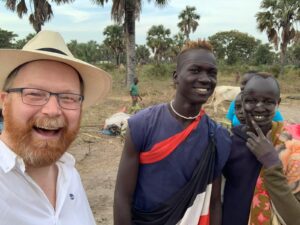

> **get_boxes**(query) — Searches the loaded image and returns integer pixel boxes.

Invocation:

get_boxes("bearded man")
[0,31,111,225]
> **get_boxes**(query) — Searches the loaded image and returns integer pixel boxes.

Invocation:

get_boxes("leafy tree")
[208,30,259,65]
[256,0,300,75]
[93,0,168,86]
[253,43,275,65]
[166,32,185,62]
[14,33,35,49]
[177,6,200,41]
[136,45,150,65]
[2,0,75,32]
[0,28,18,48]
[103,24,125,65]
[146,24,172,64]
[68,40,102,64]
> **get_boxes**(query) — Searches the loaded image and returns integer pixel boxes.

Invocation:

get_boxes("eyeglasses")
[6,88,84,110]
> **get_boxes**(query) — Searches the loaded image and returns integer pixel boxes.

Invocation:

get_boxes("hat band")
[37,48,67,56]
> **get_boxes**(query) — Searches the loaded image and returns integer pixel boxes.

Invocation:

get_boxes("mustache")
[33,117,66,129]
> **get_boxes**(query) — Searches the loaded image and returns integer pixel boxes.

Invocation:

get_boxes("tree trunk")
[280,42,287,76]
[124,0,136,87]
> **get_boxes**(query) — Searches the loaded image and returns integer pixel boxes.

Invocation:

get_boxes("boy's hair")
[248,72,280,96]
[179,39,213,55]
[255,72,280,89]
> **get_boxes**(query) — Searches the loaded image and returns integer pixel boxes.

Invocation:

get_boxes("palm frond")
[5,0,17,11]
[16,0,27,17]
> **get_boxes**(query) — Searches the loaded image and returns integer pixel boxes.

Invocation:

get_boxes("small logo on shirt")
[69,193,75,200]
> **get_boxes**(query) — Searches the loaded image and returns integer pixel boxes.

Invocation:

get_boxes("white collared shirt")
[0,140,96,225]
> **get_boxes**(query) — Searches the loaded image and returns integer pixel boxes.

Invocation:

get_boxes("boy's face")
[242,76,280,132]
[174,48,217,105]
[235,94,246,124]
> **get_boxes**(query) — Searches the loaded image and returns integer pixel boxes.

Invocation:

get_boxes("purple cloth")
[128,103,231,211]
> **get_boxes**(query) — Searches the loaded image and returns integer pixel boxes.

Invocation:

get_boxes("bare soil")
[69,83,300,225]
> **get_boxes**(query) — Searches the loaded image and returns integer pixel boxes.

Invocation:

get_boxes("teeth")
[254,115,265,120]
[36,126,60,130]
[196,88,208,93]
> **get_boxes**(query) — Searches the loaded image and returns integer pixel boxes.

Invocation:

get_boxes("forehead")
[12,60,81,91]
[243,76,279,98]
[177,48,216,68]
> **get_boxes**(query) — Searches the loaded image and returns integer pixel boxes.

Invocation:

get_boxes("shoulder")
[128,103,167,124]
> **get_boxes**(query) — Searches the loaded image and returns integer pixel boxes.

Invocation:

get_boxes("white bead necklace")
[169,100,201,120]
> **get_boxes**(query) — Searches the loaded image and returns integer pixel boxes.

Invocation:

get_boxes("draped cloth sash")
[132,111,216,225]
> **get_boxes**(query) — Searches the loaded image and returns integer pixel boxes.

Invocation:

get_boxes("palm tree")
[103,24,125,65]
[3,0,74,32]
[256,0,300,75]
[93,0,168,87]
[177,6,200,41]
[146,24,172,63]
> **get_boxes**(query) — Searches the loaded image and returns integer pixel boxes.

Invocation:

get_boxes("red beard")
[3,101,80,167]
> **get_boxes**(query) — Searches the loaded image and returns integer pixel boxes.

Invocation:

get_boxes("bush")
[144,63,175,78]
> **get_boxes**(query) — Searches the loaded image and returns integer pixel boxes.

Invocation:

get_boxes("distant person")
[0,30,112,224]
[233,92,246,125]
[130,77,142,107]
[114,40,231,225]
[222,72,300,225]
[226,71,283,127]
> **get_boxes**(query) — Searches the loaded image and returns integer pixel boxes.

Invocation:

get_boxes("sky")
[0,0,269,45]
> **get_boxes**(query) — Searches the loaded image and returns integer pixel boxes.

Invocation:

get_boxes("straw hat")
[0,30,112,109]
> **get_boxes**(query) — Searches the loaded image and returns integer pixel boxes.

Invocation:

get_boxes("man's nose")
[40,95,62,116]
[198,72,211,82]
[254,101,265,111]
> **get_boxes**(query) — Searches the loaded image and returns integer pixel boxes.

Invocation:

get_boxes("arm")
[113,127,139,225]
[246,119,300,224]
[263,165,300,225]
[210,176,222,225]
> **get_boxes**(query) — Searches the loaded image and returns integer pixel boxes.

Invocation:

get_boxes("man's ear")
[277,97,281,106]
[0,92,7,104]
[173,70,178,84]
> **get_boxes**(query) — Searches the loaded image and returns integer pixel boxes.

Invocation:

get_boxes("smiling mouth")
[195,88,210,94]
[252,115,266,122]
[33,125,63,136]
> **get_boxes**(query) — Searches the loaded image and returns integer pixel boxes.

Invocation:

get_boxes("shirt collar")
[0,140,26,173]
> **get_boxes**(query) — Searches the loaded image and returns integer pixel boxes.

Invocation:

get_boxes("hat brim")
[0,49,112,109]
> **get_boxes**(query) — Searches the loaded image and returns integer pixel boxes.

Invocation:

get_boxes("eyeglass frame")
[5,87,84,110]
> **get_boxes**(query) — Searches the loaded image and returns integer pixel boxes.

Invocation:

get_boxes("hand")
[246,117,280,168]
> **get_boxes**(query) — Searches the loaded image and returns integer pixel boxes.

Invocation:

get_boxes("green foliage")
[136,45,150,64]
[13,33,35,49]
[177,5,200,41]
[208,30,259,65]
[143,63,175,78]
[256,0,300,74]
[146,25,173,63]
[103,24,125,65]
[68,40,108,64]
[0,28,18,48]
[252,43,275,65]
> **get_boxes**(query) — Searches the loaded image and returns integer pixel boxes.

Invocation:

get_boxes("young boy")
[233,92,246,125]
[226,72,284,127]
[222,72,300,225]
[130,77,142,107]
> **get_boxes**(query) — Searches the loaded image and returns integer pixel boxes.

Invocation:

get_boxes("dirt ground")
[69,93,300,225]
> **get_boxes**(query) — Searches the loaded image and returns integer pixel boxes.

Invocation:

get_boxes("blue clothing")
[222,125,261,225]
[128,103,232,211]
[226,100,284,127]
